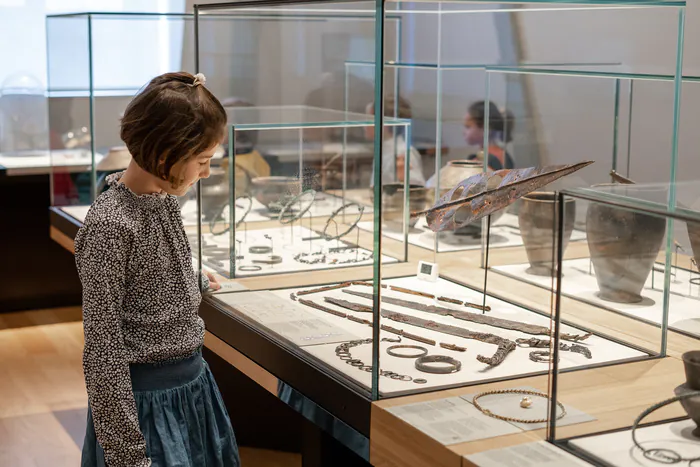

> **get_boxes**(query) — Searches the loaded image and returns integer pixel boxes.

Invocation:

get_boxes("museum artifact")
[518,192,576,276]
[278,189,317,224]
[380,308,517,366]
[425,160,505,235]
[250,176,301,211]
[674,350,700,438]
[386,345,429,358]
[210,195,253,236]
[586,184,666,303]
[516,337,593,360]
[414,355,462,374]
[335,339,414,382]
[632,389,700,463]
[381,183,430,228]
[343,289,591,341]
[201,167,229,222]
[416,161,594,232]
[322,202,365,241]
[472,389,566,423]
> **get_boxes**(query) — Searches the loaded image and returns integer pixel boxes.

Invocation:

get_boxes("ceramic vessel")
[674,351,700,437]
[586,185,666,304]
[200,168,229,221]
[425,160,504,234]
[381,183,429,228]
[250,176,301,211]
[518,192,576,276]
[687,222,700,270]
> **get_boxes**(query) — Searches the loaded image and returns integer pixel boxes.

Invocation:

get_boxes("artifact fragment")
[380,309,517,366]
[324,296,373,313]
[675,350,700,437]
[586,185,666,303]
[344,289,590,341]
[518,192,576,276]
[415,161,594,232]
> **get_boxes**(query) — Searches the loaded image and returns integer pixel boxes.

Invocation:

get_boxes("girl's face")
[160,142,218,196]
[463,113,484,147]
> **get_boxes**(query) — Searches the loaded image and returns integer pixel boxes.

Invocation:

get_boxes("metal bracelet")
[386,345,428,359]
[252,255,283,265]
[631,391,700,464]
[278,189,317,225]
[249,245,272,255]
[210,195,253,236]
[529,350,556,363]
[322,202,364,241]
[415,355,462,374]
[238,265,262,272]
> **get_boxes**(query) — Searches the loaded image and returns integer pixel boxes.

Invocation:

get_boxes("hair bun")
[192,73,206,87]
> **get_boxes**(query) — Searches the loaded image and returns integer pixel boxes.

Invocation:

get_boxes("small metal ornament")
[520,397,533,409]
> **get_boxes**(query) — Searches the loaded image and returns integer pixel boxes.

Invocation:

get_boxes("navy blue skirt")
[81,350,240,467]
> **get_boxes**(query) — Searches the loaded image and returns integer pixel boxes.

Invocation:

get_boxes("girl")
[365,96,426,187]
[463,100,515,171]
[75,72,240,467]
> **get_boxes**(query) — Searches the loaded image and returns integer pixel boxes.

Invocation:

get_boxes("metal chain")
[334,338,416,382]
[472,389,567,424]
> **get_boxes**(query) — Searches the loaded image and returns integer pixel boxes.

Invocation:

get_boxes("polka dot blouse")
[74,172,209,467]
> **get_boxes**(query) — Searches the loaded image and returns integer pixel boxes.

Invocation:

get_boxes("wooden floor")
[0,307,301,467]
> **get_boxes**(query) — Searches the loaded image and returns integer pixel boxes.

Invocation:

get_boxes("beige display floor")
[216,275,646,396]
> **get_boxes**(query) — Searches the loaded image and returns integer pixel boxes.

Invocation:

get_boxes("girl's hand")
[206,272,221,291]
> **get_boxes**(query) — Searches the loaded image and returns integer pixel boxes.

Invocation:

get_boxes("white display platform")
[569,419,700,467]
[180,192,351,227]
[493,258,700,337]
[219,276,647,396]
[196,225,397,278]
[61,205,90,223]
[466,441,594,466]
[0,149,103,175]
[358,213,586,252]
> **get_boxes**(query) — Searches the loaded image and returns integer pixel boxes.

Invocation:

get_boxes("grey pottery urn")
[518,192,576,276]
[586,185,666,304]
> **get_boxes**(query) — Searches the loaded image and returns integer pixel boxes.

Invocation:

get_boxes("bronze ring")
[322,202,364,241]
[386,345,428,359]
[249,245,272,254]
[278,189,317,224]
[415,355,462,374]
[238,265,262,272]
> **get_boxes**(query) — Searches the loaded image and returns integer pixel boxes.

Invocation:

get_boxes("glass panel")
[47,13,194,218]
[548,186,700,465]
[195,0,686,414]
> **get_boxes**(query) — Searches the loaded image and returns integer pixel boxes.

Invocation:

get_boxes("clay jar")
[674,351,700,437]
[381,183,429,228]
[586,184,666,304]
[518,192,576,276]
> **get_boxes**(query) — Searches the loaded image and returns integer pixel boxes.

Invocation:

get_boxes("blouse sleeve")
[74,223,151,467]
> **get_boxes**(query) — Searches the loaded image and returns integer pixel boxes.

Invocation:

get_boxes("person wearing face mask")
[463,100,515,171]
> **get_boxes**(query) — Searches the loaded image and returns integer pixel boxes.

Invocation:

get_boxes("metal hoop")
[210,195,253,236]
[322,202,364,241]
[238,265,262,272]
[278,189,317,225]
[386,345,428,359]
[415,355,462,374]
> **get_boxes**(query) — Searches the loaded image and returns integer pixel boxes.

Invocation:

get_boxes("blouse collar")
[107,171,174,210]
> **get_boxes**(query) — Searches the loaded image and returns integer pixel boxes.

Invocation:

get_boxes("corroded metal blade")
[414,161,594,232]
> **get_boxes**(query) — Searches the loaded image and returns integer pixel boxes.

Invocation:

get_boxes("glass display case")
[46,12,194,218]
[545,181,700,466]
[194,0,687,411]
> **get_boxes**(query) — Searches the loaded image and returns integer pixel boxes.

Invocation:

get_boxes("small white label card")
[386,396,521,446]
[462,386,595,431]
[465,440,593,466]
[216,290,359,346]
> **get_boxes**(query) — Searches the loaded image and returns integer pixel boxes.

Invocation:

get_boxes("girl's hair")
[468,100,515,143]
[367,95,413,119]
[367,96,412,138]
[120,72,226,187]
